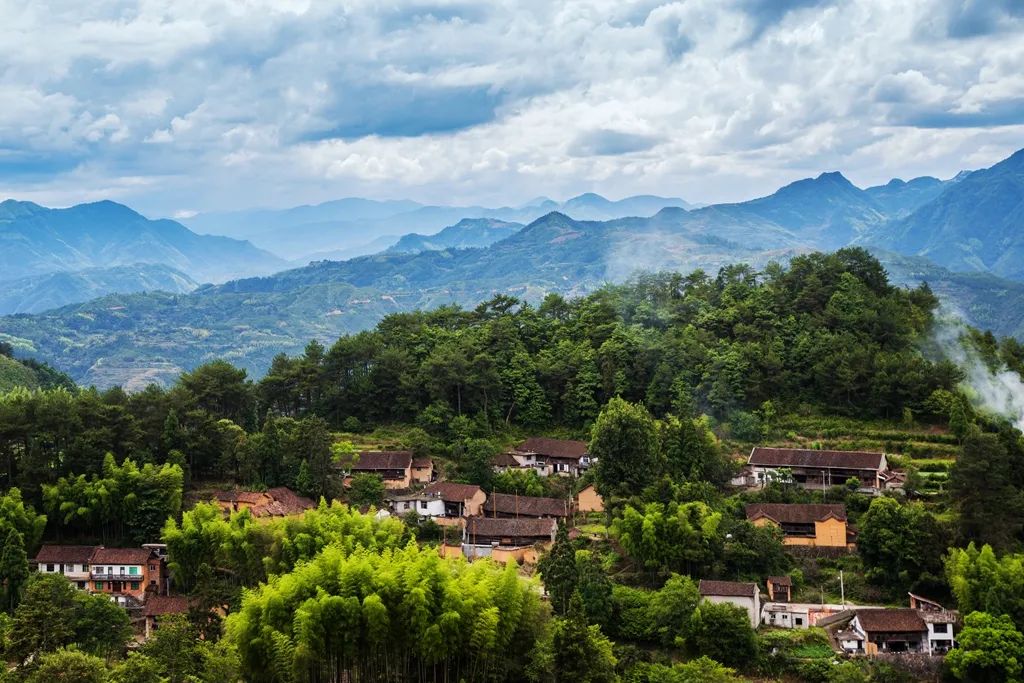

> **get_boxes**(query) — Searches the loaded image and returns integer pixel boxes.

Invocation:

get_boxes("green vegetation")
[0,249,1022,680]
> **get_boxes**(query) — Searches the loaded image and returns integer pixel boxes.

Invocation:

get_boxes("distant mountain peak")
[815,171,855,186]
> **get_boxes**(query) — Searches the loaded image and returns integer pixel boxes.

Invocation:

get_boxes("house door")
[111,581,123,593]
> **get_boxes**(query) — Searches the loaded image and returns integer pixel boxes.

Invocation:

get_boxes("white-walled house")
[32,545,97,590]
[698,580,761,628]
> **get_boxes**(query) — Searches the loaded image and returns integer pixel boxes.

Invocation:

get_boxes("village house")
[766,575,793,602]
[483,492,569,520]
[347,450,413,489]
[32,544,97,590]
[829,606,957,656]
[698,580,761,628]
[507,437,592,477]
[575,484,604,513]
[388,490,447,519]
[465,516,558,547]
[142,595,192,639]
[89,547,165,604]
[745,503,853,548]
[419,482,487,522]
[209,486,314,517]
[411,457,435,484]
[491,452,522,473]
[747,447,889,493]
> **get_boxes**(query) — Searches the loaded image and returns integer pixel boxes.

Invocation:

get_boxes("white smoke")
[934,308,1024,431]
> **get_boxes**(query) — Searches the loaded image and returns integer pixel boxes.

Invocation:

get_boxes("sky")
[1,0,1023,218]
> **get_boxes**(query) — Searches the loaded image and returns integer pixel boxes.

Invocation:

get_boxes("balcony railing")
[91,573,142,581]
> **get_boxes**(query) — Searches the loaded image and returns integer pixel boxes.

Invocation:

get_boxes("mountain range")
[0,264,197,315]
[184,193,694,260]
[0,199,284,284]
[2,147,1023,389]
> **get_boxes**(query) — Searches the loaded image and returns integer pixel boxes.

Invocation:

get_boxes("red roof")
[699,579,758,598]
[92,547,154,565]
[745,503,847,524]
[768,575,793,587]
[748,447,885,470]
[514,437,588,459]
[412,457,433,470]
[143,595,192,616]
[261,487,315,516]
[33,544,98,564]
[352,451,413,470]
[423,481,483,503]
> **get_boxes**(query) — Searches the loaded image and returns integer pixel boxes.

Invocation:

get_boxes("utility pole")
[840,570,846,608]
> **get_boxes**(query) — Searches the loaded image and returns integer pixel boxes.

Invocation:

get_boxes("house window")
[149,564,157,571]
[795,617,803,626]
[933,623,949,633]
[420,501,428,510]
[94,581,104,590]
[77,581,86,590]
[131,582,140,590]
[129,566,139,575]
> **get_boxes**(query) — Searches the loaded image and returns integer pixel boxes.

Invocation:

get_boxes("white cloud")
[0,0,1022,215]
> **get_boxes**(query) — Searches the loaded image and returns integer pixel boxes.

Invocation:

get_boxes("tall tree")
[591,398,660,499]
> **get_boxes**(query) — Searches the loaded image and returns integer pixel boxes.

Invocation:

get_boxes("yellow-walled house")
[745,503,851,548]
[575,484,604,513]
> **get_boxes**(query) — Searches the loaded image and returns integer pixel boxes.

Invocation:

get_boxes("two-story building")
[745,503,852,548]
[419,482,487,523]
[506,438,592,477]
[411,457,435,485]
[32,545,97,590]
[90,547,165,603]
[747,447,888,493]
[829,606,957,656]
[348,451,414,489]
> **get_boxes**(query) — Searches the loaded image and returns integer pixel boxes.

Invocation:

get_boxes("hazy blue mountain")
[864,149,1024,280]
[293,235,402,265]
[0,200,285,283]
[386,218,523,253]
[186,198,423,239]
[186,194,693,260]
[7,148,1024,388]
[0,264,198,315]
[864,176,947,218]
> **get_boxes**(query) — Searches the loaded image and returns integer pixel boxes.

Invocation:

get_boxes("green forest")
[0,248,1023,682]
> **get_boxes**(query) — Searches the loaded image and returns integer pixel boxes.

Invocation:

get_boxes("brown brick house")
[509,437,592,477]
[90,547,164,602]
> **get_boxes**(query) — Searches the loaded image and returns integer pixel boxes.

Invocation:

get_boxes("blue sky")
[1,0,1022,217]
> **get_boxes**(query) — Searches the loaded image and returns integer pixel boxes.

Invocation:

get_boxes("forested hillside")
[1,249,1024,681]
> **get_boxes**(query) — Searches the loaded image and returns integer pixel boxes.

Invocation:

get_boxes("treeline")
[261,248,961,427]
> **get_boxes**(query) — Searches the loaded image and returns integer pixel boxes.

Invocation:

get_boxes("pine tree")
[538,522,578,615]
[0,527,28,611]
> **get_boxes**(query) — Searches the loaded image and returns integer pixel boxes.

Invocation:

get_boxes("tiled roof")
[748,447,885,470]
[423,481,483,502]
[262,487,315,516]
[514,437,588,459]
[492,452,521,467]
[699,579,758,598]
[144,595,192,616]
[484,493,568,518]
[209,490,265,505]
[855,609,926,633]
[768,575,793,587]
[352,451,413,470]
[746,503,847,524]
[412,457,433,469]
[92,547,154,565]
[33,544,99,564]
[465,516,557,539]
